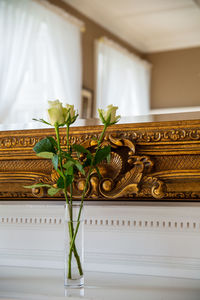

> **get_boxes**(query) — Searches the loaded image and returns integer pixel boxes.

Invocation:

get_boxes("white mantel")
[1,201,200,280]
[1,266,200,300]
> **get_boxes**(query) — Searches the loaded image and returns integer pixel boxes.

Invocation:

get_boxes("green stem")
[66,124,72,218]
[55,124,74,278]
[65,123,83,278]
[55,125,65,183]
[55,124,71,210]
[63,122,108,279]
[68,124,108,256]
[97,125,107,148]
[66,124,73,275]
[73,245,83,276]
[68,248,72,278]
[67,221,83,278]
[77,124,107,221]
[69,184,83,276]
[66,124,70,154]
[80,125,107,207]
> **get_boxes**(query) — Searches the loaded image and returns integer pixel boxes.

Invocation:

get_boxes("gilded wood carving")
[0,119,200,201]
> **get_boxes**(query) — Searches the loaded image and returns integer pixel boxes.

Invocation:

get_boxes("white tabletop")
[0,266,200,300]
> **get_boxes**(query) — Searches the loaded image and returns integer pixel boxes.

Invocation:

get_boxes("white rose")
[98,105,120,125]
[65,104,78,125]
[48,100,65,126]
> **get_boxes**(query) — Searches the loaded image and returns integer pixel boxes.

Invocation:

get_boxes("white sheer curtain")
[96,38,151,117]
[0,0,82,126]
[0,0,40,124]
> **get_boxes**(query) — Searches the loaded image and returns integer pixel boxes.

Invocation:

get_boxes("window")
[0,0,83,127]
[95,38,151,118]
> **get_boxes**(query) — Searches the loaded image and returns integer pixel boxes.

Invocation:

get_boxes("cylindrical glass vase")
[64,203,84,287]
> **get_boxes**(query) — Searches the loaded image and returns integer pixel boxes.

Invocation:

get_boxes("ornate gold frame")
[1,119,200,201]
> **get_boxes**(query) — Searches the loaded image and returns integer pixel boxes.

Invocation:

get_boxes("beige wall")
[145,47,200,109]
[49,1,200,111]
[48,0,141,92]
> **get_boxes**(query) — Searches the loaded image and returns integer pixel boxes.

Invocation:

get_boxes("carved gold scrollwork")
[29,134,168,200]
[151,178,166,199]
[1,122,200,201]
[125,128,200,143]
[57,134,157,200]
[138,176,166,199]
[30,173,54,198]
[32,186,46,198]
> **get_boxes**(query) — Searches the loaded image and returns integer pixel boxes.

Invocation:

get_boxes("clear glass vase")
[64,203,84,287]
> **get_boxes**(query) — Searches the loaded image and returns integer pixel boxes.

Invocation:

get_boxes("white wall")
[0,202,200,279]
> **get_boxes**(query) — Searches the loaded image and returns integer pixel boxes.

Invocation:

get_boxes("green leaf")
[32,118,51,126]
[73,144,92,158]
[95,166,102,179]
[83,157,92,168]
[63,159,85,175]
[57,174,73,189]
[107,152,111,163]
[63,160,74,169]
[33,137,56,154]
[94,145,111,165]
[75,161,85,175]
[72,144,87,153]
[47,137,57,149]
[24,183,52,189]
[70,113,79,125]
[63,161,74,176]
[62,151,72,159]
[67,166,74,176]
[98,109,106,125]
[52,154,59,170]
[48,187,61,196]
[57,177,64,189]
[36,152,54,159]
[65,174,74,187]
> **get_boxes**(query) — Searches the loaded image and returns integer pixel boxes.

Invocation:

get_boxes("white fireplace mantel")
[1,266,200,300]
[1,201,200,280]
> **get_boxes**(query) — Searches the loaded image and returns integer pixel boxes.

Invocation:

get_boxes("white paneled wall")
[0,202,200,279]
